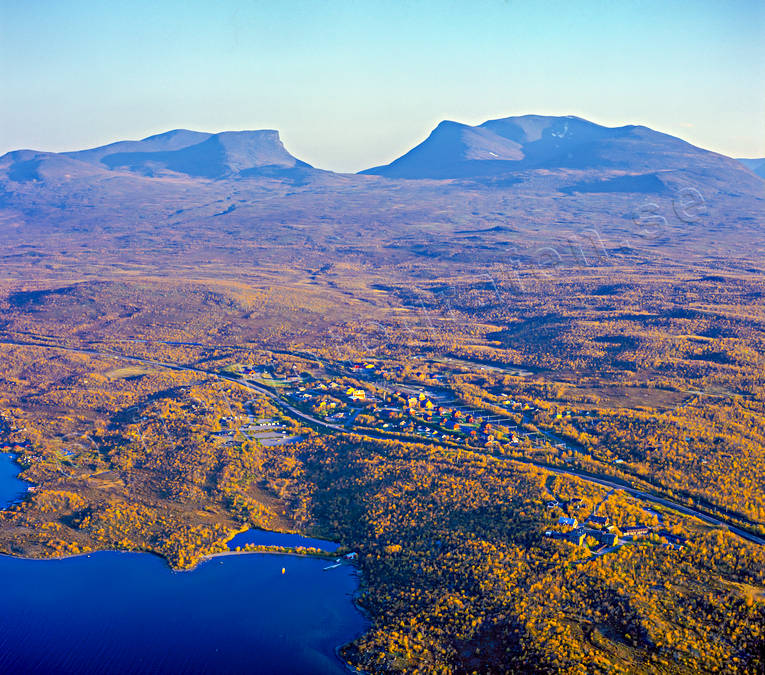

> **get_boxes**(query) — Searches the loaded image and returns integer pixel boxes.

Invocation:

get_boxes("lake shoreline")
[0,547,368,674]
[0,541,369,674]
[0,541,343,572]
[336,584,373,675]
[0,451,29,509]
[2,455,368,673]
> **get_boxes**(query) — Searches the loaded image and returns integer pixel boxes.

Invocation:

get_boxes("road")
[513,460,765,545]
[2,335,763,547]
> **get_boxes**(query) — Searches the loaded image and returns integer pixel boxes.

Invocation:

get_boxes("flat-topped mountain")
[0,129,314,181]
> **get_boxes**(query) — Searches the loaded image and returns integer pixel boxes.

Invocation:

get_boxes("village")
[232,359,542,453]
[224,361,698,567]
[0,354,697,574]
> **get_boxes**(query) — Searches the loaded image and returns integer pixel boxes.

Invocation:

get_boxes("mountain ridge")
[0,116,762,217]
[359,115,756,184]
[0,129,314,181]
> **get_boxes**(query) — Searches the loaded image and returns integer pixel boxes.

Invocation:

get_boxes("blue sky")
[1,0,764,172]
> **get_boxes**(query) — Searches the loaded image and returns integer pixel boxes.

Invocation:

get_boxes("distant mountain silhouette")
[3,119,762,194]
[0,117,762,249]
[360,115,760,194]
[0,129,315,181]
[737,158,765,179]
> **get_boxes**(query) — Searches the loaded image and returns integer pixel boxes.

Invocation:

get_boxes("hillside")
[1,116,764,675]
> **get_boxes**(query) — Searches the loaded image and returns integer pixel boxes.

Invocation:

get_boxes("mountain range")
[0,115,763,271]
[2,115,763,188]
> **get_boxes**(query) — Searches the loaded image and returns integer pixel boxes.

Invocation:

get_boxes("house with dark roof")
[587,515,609,527]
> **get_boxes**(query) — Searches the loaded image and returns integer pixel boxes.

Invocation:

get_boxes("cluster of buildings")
[235,365,302,385]
[274,366,535,449]
[209,405,301,448]
[0,419,35,461]
[0,439,30,453]
[545,514,620,549]
[545,505,687,555]
[349,362,377,374]
[287,380,379,415]
[232,358,592,456]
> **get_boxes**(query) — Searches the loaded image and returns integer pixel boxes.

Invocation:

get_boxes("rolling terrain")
[0,116,764,673]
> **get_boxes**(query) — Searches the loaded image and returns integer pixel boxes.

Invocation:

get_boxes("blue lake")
[0,551,367,674]
[0,457,366,673]
[228,529,341,552]
[0,452,26,508]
